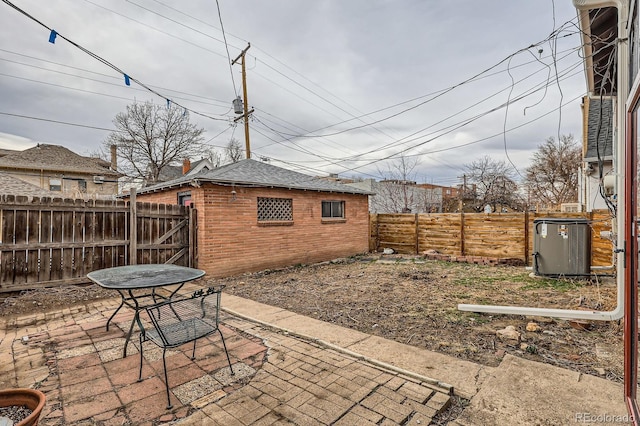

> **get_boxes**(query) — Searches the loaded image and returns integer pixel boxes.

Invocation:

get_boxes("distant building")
[148,158,216,186]
[0,144,120,199]
[347,179,443,213]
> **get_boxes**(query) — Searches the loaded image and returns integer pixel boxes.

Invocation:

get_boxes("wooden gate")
[0,195,197,293]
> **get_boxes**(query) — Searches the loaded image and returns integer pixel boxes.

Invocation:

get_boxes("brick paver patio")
[0,296,451,425]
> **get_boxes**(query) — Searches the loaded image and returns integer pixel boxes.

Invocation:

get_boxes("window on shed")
[257,197,293,221]
[49,178,62,191]
[322,200,344,218]
[78,179,87,193]
[178,191,192,206]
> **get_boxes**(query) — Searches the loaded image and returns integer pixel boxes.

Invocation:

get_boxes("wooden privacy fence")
[0,195,197,293]
[370,210,613,267]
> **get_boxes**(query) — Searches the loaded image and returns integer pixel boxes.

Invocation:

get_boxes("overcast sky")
[0,0,585,186]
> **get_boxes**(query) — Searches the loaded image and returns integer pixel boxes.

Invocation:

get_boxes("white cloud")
[0,132,37,150]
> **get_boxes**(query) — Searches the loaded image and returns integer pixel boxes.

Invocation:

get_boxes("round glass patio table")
[87,264,205,357]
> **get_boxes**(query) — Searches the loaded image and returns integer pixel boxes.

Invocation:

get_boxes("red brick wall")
[136,184,369,277]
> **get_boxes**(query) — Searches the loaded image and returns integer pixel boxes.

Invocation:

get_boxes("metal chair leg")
[137,333,144,382]
[191,339,197,360]
[162,348,172,410]
[218,329,234,375]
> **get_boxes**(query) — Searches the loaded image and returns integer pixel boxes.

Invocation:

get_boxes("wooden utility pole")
[458,174,467,212]
[232,43,253,159]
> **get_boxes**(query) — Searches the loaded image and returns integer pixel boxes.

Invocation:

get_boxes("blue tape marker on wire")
[49,30,57,44]
[124,74,130,86]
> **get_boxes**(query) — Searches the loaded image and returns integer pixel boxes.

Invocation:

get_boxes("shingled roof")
[0,144,119,176]
[585,97,613,161]
[155,159,213,182]
[137,159,372,195]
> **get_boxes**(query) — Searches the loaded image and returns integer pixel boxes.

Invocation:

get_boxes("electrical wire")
[1,0,589,187]
[253,45,586,167]
[255,61,586,168]
[119,0,584,150]
[0,111,119,132]
[1,0,231,123]
[251,32,604,176]
[0,59,232,110]
[214,0,238,96]
[0,49,233,108]
[82,0,228,60]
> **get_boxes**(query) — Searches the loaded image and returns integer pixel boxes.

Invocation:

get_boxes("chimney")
[182,158,191,175]
[110,144,117,171]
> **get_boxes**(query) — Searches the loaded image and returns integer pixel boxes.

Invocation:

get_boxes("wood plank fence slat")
[0,194,196,293]
[371,210,614,267]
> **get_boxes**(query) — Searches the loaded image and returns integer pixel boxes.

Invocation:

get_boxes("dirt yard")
[0,255,623,383]
[220,255,623,382]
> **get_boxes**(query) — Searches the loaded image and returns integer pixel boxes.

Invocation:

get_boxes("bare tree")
[225,138,244,163]
[106,102,205,186]
[376,156,421,213]
[202,147,223,168]
[464,156,521,212]
[524,134,581,206]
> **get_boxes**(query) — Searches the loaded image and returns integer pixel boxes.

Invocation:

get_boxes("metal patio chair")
[137,286,234,409]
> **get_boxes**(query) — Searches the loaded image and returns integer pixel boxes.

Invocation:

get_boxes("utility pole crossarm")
[231,42,251,65]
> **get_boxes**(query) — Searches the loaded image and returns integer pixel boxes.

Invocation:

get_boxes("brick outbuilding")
[133,159,372,277]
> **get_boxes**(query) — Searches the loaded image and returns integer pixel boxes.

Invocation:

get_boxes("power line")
[1,0,230,123]
[0,60,231,110]
[250,31,600,174]
[0,111,119,132]
[0,49,233,107]
[214,0,238,96]
[81,0,228,60]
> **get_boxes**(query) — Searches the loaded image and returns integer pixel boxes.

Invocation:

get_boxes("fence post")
[415,213,419,254]
[129,188,137,265]
[524,210,529,265]
[188,206,196,268]
[460,211,465,256]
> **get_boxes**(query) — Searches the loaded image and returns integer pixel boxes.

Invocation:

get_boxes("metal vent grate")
[257,197,293,221]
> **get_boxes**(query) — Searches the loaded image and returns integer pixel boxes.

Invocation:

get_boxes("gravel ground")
[0,405,32,424]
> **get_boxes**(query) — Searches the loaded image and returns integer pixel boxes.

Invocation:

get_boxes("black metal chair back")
[137,286,234,409]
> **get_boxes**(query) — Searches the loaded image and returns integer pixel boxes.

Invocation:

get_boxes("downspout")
[459,0,628,322]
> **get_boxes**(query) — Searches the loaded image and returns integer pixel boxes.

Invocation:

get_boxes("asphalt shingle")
[0,144,118,176]
[138,159,373,195]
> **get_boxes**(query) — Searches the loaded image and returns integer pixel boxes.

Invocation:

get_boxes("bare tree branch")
[524,134,581,207]
[105,101,206,186]
[225,138,244,163]
[464,156,522,212]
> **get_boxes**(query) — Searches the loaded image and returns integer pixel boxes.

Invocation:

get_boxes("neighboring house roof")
[585,97,614,161]
[136,159,373,195]
[0,148,18,157]
[155,159,214,182]
[347,179,376,193]
[0,144,119,176]
[0,172,55,198]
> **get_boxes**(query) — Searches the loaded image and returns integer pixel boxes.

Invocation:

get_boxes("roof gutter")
[136,177,373,196]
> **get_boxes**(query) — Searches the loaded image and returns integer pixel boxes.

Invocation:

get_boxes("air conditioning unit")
[560,203,582,213]
[93,176,105,184]
[533,218,590,276]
